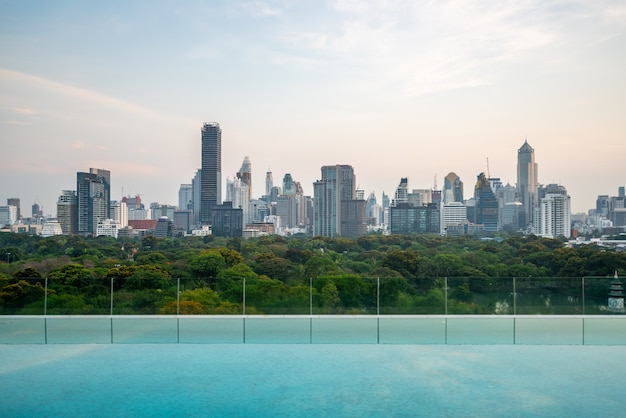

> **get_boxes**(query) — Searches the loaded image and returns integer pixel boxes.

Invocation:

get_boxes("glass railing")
[0,276,623,316]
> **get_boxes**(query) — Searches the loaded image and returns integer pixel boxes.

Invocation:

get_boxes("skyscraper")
[265,170,273,196]
[443,172,464,204]
[57,190,77,235]
[537,193,571,238]
[517,139,538,228]
[7,198,20,220]
[76,168,110,236]
[200,122,222,225]
[474,172,499,232]
[314,164,365,237]
[236,156,252,199]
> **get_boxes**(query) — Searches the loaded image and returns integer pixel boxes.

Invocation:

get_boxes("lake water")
[1,344,625,417]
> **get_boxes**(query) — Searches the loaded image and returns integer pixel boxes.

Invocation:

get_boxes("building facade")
[313,165,365,237]
[200,122,222,225]
[517,140,538,228]
[76,168,110,236]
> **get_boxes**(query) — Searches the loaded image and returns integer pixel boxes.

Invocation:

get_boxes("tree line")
[1,233,625,315]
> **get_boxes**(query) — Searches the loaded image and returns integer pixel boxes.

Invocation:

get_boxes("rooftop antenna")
[486,157,491,179]
[434,174,437,190]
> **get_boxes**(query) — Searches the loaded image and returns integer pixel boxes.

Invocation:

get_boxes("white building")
[536,194,571,238]
[0,205,18,226]
[96,219,119,238]
[226,177,250,223]
[441,202,467,234]
[111,200,128,228]
[41,221,63,237]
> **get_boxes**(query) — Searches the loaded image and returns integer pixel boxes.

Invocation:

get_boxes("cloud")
[275,1,618,96]
[0,68,194,125]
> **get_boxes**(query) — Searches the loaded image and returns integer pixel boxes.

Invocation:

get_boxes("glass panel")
[446,317,514,344]
[514,277,583,314]
[311,317,378,343]
[0,317,45,343]
[583,317,626,345]
[112,277,176,315]
[178,317,243,343]
[47,279,110,315]
[46,317,111,343]
[0,278,46,315]
[514,317,583,344]
[177,278,243,315]
[378,277,445,314]
[112,317,178,343]
[584,277,618,315]
[245,317,310,343]
[447,277,514,314]
[378,317,446,344]
[312,276,377,315]
[244,278,309,315]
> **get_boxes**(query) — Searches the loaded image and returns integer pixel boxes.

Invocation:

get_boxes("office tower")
[226,177,250,223]
[192,169,202,222]
[212,201,243,237]
[393,178,408,206]
[497,183,521,230]
[517,139,538,227]
[283,173,296,195]
[32,203,42,217]
[441,202,467,234]
[265,170,273,196]
[596,195,609,216]
[314,164,365,237]
[76,168,110,236]
[179,184,193,211]
[390,203,440,234]
[7,198,20,220]
[236,156,252,199]
[443,172,464,203]
[537,193,571,238]
[200,122,222,225]
[619,187,625,198]
[474,172,499,232]
[57,190,77,235]
[0,206,17,226]
[154,217,174,238]
[110,200,128,228]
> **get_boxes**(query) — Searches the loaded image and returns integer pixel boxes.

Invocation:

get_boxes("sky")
[1,0,625,216]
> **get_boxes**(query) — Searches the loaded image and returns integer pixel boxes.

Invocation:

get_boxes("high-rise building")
[393,178,408,206]
[7,198,20,220]
[211,201,243,237]
[76,168,110,236]
[536,193,571,238]
[192,169,202,223]
[443,172,464,203]
[236,156,252,199]
[474,172,499,232]
[57,190,77,235]
[619,186,625,199]
[226,177,250,223]
[178,184,193,211]
[283,173,296,195]
[265,170,273,196]
[390,203,440,234]
[517,139,538,228]
[313,165,365,237]
[200,122,221,225]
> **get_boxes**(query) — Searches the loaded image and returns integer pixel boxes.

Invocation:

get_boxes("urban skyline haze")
[1,1,625,215]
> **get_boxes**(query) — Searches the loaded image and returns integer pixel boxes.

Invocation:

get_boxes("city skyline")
[1,1,625,215]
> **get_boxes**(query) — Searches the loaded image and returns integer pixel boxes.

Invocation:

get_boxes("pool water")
[1,344,625,417]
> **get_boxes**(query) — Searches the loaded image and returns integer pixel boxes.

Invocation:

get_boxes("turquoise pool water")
[1,344,625,417]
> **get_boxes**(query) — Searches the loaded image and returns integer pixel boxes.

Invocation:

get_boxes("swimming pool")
[1,344,624,417]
